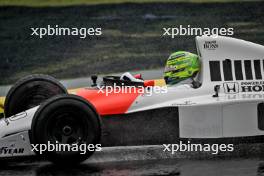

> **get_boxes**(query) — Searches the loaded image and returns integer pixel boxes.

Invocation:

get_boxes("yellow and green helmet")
[164,51,200,84]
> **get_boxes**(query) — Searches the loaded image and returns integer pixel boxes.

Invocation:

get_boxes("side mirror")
[91,75,98,87]
[213,85,220,97]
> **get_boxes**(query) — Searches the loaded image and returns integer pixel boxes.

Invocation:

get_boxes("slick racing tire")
[4,74,67,117]
[30,94,101,164]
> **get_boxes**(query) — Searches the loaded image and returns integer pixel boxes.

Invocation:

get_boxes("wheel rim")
[47,109,87,145]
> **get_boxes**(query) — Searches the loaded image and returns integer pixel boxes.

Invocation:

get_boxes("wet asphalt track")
[1,158,264,176]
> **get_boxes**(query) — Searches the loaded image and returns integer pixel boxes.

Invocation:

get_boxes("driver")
[164,51,200,88]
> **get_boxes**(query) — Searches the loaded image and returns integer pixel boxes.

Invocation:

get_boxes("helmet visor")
[164,66,184,74]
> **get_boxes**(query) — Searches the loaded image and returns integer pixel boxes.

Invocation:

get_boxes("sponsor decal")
[227,93,264,100]
[0,147,24,155]
[223,81,264,94]
[223,82,239,94]
[9,112,27,121]
[240,81,264,92]
[172,100,196,106]
[204,40,218,50]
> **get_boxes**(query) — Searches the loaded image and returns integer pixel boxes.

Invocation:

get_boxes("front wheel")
[4,74,67,117]
[30,94,101,164]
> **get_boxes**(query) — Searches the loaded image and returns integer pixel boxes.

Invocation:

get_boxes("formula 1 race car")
[1,35,264,164]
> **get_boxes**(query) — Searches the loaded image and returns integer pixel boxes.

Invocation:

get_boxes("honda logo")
[223,82,239,94]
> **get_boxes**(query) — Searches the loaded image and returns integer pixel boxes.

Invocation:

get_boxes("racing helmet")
[164,51,200,84]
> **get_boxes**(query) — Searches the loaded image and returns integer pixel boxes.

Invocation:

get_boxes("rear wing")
[195,36,264,91]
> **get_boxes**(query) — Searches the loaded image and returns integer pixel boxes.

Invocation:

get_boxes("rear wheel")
[30,94,101,164]
[4,74,67,117]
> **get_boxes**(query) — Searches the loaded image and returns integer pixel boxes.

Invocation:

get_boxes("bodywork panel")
[101,107,179,146]
[76,88,142,115]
